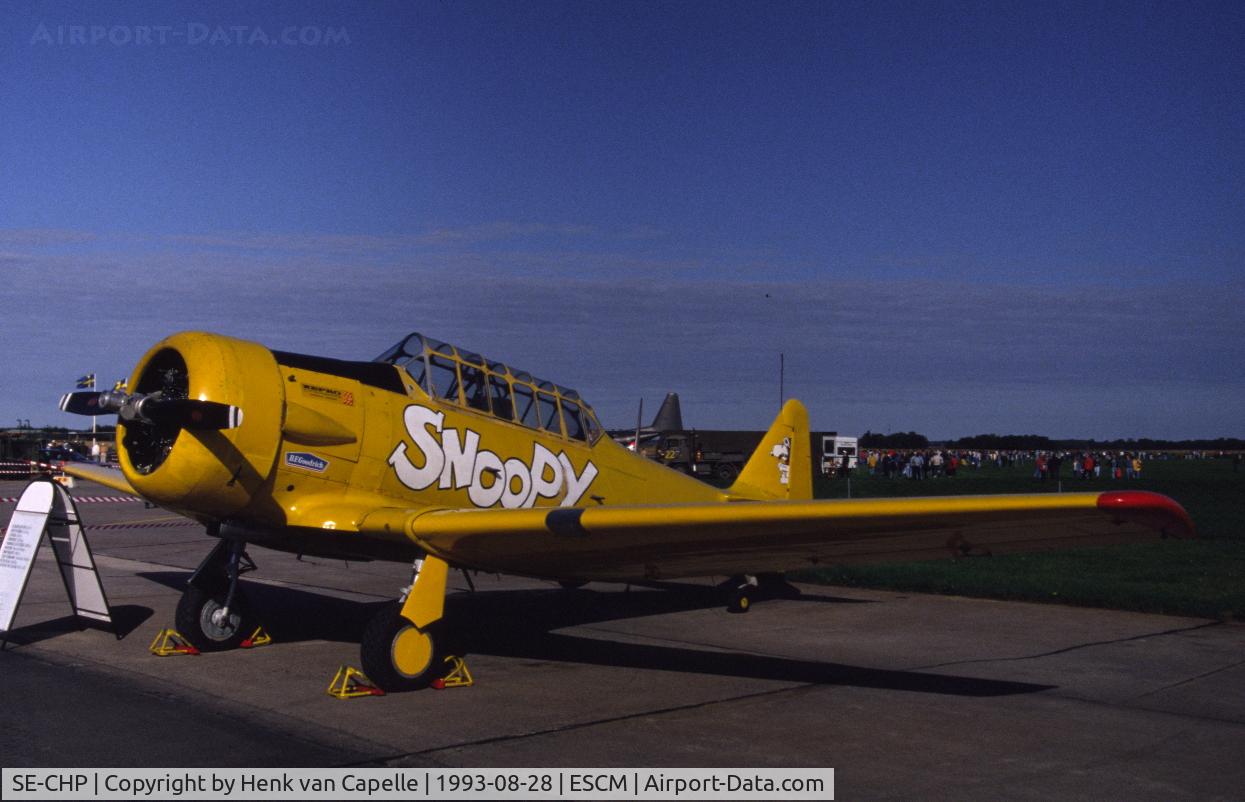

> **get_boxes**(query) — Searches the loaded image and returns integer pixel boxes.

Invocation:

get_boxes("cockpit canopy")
[374,333,603,443]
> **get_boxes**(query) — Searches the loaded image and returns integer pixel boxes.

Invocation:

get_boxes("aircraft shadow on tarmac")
[130,571,1051,698]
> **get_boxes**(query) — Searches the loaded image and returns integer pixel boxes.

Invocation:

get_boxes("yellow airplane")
[57,331,1194,691]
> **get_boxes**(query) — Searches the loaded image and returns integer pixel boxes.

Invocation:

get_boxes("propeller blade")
[140,398,243,430]
[59,389,242,430]
[59,391,107,416]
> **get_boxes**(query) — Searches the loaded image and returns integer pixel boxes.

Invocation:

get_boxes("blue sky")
[1,0,1242,439]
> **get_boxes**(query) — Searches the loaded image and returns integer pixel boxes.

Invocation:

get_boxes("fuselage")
[114,331,722,564]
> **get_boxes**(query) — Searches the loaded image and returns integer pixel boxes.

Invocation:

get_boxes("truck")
[636,429,757,483]
[611,394,755,483]
[613,393,855,483]
[820,433,859,474]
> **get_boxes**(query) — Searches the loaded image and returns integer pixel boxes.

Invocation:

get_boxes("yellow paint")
[391,625,434,677]
[116,332,284,518]
[326,665,384,698]
[60,463,137,495]
[100,331,746,532]
[283,401,357,446]
[730,399,811,501]
[399,555,448,629]
[65,330,1187,602]
[437,655,474,688]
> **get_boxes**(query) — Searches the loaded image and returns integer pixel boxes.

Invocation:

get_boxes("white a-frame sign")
[0,479,114,636]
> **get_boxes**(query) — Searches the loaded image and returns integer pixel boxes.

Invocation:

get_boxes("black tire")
[359,603,445,692]
[727,588,752,614]
[174,584,252,651]
[714,462,740,483]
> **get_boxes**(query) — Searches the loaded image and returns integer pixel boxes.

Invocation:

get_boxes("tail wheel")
[175,585,252,651]
[724,573,756,614]
[360,602,446,692]
[728,587,752,614]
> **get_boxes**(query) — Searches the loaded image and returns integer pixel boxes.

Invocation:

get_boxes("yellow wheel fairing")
[398,555,449,628]
[118,332,285,517]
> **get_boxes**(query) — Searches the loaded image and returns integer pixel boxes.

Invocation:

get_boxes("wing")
[59,463,139,496]
[383,491,1193,581]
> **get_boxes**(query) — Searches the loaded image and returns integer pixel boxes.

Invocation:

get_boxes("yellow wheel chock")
[431,655,473,690]
[149,628,200,656]
[326,665,385,699]
[240,626,272,648]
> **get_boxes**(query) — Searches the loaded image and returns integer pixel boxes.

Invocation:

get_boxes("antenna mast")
[779,353,785,408]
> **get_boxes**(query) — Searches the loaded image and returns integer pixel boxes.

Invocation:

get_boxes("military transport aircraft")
[56,331,1194,691]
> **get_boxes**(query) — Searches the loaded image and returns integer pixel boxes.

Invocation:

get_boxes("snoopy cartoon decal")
[770,437,792,485]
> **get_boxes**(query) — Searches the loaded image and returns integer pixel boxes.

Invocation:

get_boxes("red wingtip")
[1096,491,1196,539]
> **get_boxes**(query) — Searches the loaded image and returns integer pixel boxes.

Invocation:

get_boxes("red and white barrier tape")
[1,495,139,504]
[89,520,199,531]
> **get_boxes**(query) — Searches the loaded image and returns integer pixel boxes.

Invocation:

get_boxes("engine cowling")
[118,332,285,518]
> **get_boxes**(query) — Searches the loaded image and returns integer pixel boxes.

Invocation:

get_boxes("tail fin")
[650,392,683,431]
[728,399,812,501]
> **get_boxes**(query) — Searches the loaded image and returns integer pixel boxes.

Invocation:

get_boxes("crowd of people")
[835,449,1164,481]
[1030,452,1147,480]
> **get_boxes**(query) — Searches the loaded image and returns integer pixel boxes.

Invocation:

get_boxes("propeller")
[59,391,106,416]
[59,390,243,431]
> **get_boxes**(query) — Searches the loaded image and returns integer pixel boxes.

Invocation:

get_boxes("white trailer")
[821,434,859,474]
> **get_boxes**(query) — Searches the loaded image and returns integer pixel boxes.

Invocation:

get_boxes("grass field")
[793,457,1245,620]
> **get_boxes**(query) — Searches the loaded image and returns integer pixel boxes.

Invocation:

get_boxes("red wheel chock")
[149,628,200,656]
[240,626,272,648]
[327,666,385,699]
[431,655,473,689]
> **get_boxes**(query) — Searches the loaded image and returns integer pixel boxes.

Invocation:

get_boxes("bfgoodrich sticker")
[285,452,329,472]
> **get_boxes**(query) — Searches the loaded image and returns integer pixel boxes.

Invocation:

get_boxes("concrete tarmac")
[2,478,1243,800]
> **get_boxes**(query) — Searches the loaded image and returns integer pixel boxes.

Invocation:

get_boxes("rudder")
[728,399,812,501]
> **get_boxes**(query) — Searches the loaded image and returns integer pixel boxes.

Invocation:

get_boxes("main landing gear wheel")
[174,585,253,651]
[360,602,446,692]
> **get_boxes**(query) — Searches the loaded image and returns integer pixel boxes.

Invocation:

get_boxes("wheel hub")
[200,599,241,641]
[391,625,434,678]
